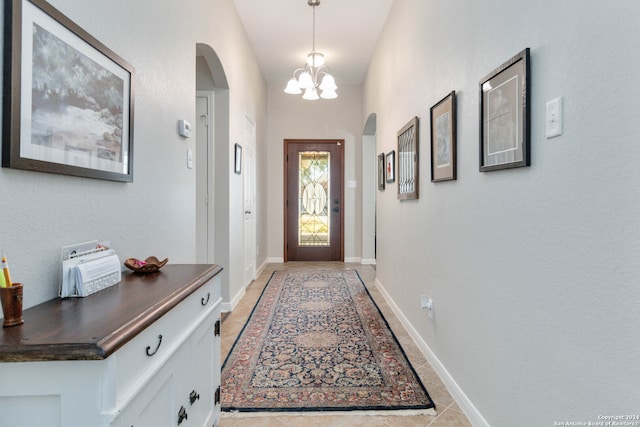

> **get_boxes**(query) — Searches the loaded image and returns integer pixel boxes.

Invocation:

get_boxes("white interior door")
[196,92,214,263]
[243,115,256,286]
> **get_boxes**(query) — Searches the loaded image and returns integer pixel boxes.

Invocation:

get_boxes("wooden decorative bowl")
[124,256,169,274]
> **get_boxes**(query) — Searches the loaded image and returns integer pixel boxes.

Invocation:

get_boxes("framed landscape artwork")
[479,48,530,172]
[2,0,135,182]
[430,91,456,182]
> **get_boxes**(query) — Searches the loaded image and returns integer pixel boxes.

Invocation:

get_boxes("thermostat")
[178,119,192,138]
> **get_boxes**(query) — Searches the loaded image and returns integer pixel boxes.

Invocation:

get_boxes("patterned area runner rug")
[221,270,436,415]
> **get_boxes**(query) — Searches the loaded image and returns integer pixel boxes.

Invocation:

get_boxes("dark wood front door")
[284,139,344,261]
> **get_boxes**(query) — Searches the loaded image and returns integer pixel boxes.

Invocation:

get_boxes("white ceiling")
[233,0,394,87]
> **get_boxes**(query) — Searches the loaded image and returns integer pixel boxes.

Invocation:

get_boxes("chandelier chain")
[312,3,316,54]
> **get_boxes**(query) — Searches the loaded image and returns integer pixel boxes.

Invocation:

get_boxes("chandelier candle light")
[284,0,337,100]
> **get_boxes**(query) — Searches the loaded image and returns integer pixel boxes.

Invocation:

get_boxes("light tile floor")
[219,262,472,427]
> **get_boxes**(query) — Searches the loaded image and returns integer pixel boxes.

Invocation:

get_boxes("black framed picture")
[378,153,385,190]
[479,48,530,172]
[430,91,456,182]
[234,143,242,174]
[385,150,395,183]
[2,0,135,182]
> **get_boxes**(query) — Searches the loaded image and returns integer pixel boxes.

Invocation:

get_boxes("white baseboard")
[221,285,247,313]
[374,278,489,427]
[256,259,269,277]
[261,257,376,265]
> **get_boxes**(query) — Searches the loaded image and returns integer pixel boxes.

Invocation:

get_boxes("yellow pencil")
[2,251,13,287]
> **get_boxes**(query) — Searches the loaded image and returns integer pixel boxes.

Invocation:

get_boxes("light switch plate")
[187,148,193,169]
[546,96,563,138]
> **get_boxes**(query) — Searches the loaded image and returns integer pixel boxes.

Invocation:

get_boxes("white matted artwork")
[479,48,530,172]
[430,91,456,182]
[385,150,395,183]
[3,0,134,182]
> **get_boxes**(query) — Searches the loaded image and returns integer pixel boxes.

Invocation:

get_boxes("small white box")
[178,119,192,138]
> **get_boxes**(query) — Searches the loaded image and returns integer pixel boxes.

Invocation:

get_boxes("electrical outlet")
[420,295,434,320]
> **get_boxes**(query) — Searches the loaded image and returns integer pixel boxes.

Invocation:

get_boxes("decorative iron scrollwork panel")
[397,117,419,200]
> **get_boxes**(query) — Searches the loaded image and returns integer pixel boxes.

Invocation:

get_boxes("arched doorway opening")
[195,43,231,301]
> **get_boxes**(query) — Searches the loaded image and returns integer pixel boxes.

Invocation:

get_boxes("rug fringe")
[221,408,437,418]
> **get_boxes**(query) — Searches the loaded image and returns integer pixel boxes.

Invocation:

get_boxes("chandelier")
[283,0,337,100]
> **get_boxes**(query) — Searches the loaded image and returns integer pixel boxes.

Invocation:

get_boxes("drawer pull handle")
[178,406,188,425]
[201,292,210,306]
[189,389,200,405]
[145,334,163,356]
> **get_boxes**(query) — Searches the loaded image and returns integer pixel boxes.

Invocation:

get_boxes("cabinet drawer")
[191,275,221,312]
[113,276,220,403]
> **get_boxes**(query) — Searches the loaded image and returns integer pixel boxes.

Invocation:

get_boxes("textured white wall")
[0,0,266,308]
[266,84,363,261]
[365,0,640,424]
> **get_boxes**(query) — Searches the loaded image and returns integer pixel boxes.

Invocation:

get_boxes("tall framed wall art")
[397,117,419,200]
[479,48,530,172]
[430,91,457,182]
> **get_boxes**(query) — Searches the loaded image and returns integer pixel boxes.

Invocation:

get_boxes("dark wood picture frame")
[430,91,456,182]
[385,150,395,183]
[479,48,530,172]
[377,153,385,190]
[397,117,419,200]
[234,143,242,174]
[2,0,135,182]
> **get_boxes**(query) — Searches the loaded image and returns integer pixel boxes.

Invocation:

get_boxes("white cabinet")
[113,343,189,427]
[0,265,222,427]
[112,293,221,427]
[113,290,221,426]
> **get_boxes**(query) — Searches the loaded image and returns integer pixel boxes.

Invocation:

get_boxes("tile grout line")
[427,400,457,426]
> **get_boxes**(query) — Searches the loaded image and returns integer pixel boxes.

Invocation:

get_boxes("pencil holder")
[1,283,24,327]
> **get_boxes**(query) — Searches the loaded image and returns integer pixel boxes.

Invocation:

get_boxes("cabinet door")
[187,313,217,427]
[112,344,189,427]
[213,307,221,426]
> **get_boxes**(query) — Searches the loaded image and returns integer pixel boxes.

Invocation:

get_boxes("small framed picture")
[430,91,456,182]
[234,143,242,174]
[385,150,395,183]
[378,153,385,190]
[479,48,530,172]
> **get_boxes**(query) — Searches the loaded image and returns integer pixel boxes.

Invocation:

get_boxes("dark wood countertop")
[0,264,223,362]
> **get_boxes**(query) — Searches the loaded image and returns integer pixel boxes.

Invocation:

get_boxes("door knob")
[332,207,339,212]
[177,406,188,424]
[190,390,200,405]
